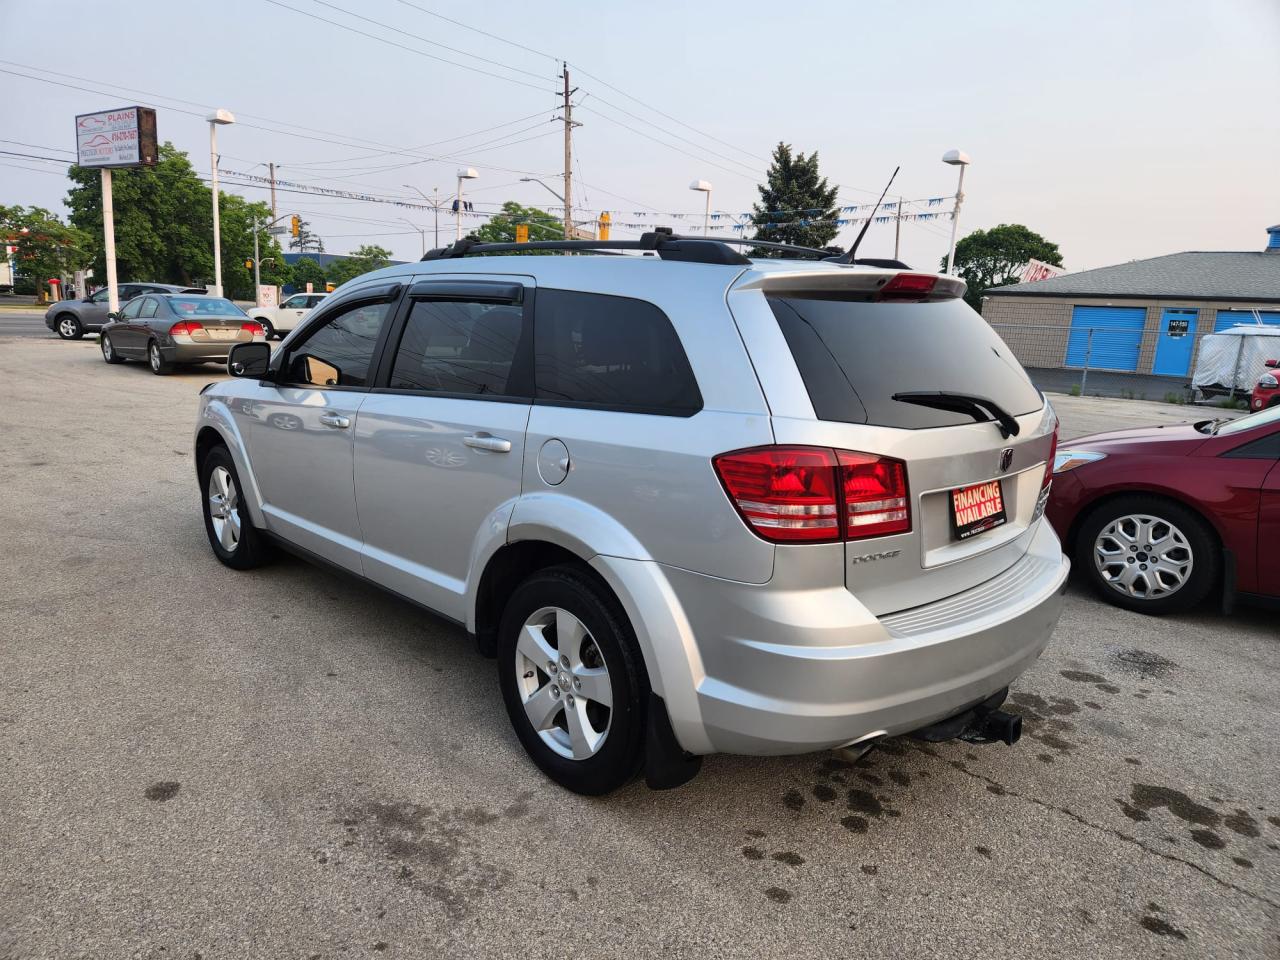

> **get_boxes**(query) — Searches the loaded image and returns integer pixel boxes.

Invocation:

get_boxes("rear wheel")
[55,314,83,340]
[148,340,173,375]
[259,318,276,340]
[498,566,648,795]
[100,333,124,364]
[1075,495,1218,615]
[199,445,269,570]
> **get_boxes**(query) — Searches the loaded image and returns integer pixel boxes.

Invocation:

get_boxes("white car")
[247,293,328,340]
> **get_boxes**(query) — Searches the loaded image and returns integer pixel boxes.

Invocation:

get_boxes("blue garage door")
[1214,310,1280,332]
[1065,306,1146,371]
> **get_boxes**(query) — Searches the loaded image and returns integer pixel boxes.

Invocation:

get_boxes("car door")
[112,296,148,355]
[354,277,533,620]
[234,282,403,572]
[277,294,310,332]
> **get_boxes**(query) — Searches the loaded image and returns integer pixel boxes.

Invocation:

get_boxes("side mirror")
[228,342,272,379]
[1265,359,1278,369]
[107,311,120,321]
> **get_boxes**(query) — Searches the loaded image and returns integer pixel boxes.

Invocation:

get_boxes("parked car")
[101,293,264,375]
[1048,404,1280,614]
[1251,358,1279,411]
[45,283,206,339]
[193,235,1067,794]
[246,292,328,340]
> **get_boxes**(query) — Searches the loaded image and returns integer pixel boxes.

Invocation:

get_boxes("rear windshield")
[768,295,1043,429]
[169,297,246,318]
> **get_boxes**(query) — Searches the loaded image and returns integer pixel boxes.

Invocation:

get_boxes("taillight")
[838,451,910,538]
[877,273,937,301]
[241,321,264,336]
[170,320,203,336]
[713,446,910,544]
[1043,420,1059,489]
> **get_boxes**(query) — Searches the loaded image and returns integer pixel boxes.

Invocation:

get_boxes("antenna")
[836,165,900,264]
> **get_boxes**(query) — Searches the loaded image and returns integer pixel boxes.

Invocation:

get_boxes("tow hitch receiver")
[909,688,1023,746]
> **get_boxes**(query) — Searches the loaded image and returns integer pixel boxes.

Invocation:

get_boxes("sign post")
[75,106,157,315]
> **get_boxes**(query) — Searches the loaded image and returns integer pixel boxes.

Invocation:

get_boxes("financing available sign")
[75,107,159,168]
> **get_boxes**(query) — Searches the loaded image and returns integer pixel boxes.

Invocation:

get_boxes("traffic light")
[244,258,254,270]
[325,282,335,292]
[598,211,611,241]
[515,223,529,244]
[290,215,300,238]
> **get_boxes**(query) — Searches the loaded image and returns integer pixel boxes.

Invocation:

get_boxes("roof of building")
[987,251,1280,303]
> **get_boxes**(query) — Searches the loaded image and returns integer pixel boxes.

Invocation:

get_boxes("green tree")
[216,193,290,300]
[66,142,213,285]
[945,224,1064,310]
[326,244,393,287]
[750,142,840,255]
[289,255,328,293]
[289,219,324,253]
[470,200,562,252]
[0,205,93,302]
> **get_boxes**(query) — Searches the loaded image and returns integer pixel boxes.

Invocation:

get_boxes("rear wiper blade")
[891,391,1022,439]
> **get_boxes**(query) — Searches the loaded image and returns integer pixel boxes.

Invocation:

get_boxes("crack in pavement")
[933,753,1280,913]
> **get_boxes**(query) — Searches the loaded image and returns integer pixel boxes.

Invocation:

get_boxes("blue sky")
[2,0,1277,271]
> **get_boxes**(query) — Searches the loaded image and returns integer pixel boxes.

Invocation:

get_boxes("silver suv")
[194,234,1068,795]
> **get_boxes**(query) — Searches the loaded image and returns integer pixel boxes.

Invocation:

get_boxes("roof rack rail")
[420,230,849,266]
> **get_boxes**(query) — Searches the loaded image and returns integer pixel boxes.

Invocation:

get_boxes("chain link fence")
[989,323,1205,401]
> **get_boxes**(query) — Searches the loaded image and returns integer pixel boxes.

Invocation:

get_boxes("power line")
[386,0,559,64]
[575,105,759,182]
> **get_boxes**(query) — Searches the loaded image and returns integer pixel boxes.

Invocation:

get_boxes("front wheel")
[55,314,83,340]
[199,445,270,570]
[100,333,124,364]
[1075,495,1218,615]
[148,340,173,375]
[498,566,648,795]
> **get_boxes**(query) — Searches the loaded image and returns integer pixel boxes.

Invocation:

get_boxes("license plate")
[950,479,1007,541]
[208,328,237,340]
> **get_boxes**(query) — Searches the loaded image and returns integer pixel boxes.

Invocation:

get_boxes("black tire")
[260,318,276,341]
[148,339,174,375]
[54,314,83,340]
[100,333,124,364]
[199,445,270,570]
[498,565,649,795]
[1074,495,1218,615]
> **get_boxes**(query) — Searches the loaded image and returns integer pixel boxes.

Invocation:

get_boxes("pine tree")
[750,143,840,256]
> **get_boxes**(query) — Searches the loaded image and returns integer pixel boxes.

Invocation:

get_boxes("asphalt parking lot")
[2,335,1277,960]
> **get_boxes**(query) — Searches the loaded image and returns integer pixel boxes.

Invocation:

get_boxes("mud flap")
[644,692,702,790]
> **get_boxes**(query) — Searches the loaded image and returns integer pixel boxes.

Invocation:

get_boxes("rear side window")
[769,295,1043,429]
[534,289,701,415]
[389,299,526,396]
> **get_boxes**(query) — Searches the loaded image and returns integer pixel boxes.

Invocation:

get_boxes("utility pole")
[894,196,902,260]
[561,63,577,245]
[268,162,278,220]
[252,218,261,296]
[433,187,440,248]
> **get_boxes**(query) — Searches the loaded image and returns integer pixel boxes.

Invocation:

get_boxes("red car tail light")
[838,451,911,539]
[169,320,203,336]
[713,446,910,544]
[1043,419,1059,489]
[241,321,264,336]
[877,273,937,301]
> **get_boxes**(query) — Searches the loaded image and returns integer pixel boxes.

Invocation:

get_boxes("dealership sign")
[74,107,158,168]
[1019,258,1066,284]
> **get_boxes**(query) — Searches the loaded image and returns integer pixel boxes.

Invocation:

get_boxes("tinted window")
[389,299,525,396]
[120,298,144,319]
[90,289,110,303]
[286,300,393,387]
[534,289,701,415]
[769,296,1043,429]
[283,295,308,309]
[139,297,158,319]
[308,296,327,307]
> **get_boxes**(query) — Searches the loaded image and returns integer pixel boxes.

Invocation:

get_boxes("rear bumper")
[162,340,252,364]
[601,520,1069,756]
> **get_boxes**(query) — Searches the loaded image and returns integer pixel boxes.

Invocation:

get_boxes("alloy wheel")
[207,465,242,553]
[101,337,113,360]
[1093,513,1193,600]
[58,317,78,338]
[514,606,613,760]
[149,343,161,371]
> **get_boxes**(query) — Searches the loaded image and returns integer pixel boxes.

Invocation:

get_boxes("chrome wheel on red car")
[1093,513,1193,601]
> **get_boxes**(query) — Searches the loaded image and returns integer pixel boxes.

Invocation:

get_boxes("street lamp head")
[207,109,236,126]
[942,149,971,166]
[457,167,479,180]
[689,179,712,192]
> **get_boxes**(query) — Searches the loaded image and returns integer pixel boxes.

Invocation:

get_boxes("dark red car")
[1047,404,1280,614]
[1252,358,1279,412]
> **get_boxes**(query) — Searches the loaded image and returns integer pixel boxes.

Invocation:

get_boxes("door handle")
[319,412,351,429]
[463,433,512,452]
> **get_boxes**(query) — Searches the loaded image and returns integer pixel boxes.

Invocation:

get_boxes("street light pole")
[455,168,478,242]
[400,218,426,257]
[404,185,447,248]
[207,109,235,297]
[519,177,568,238]
[942,149,971,276]
[689,179,712,235]
[252,218,261,295]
